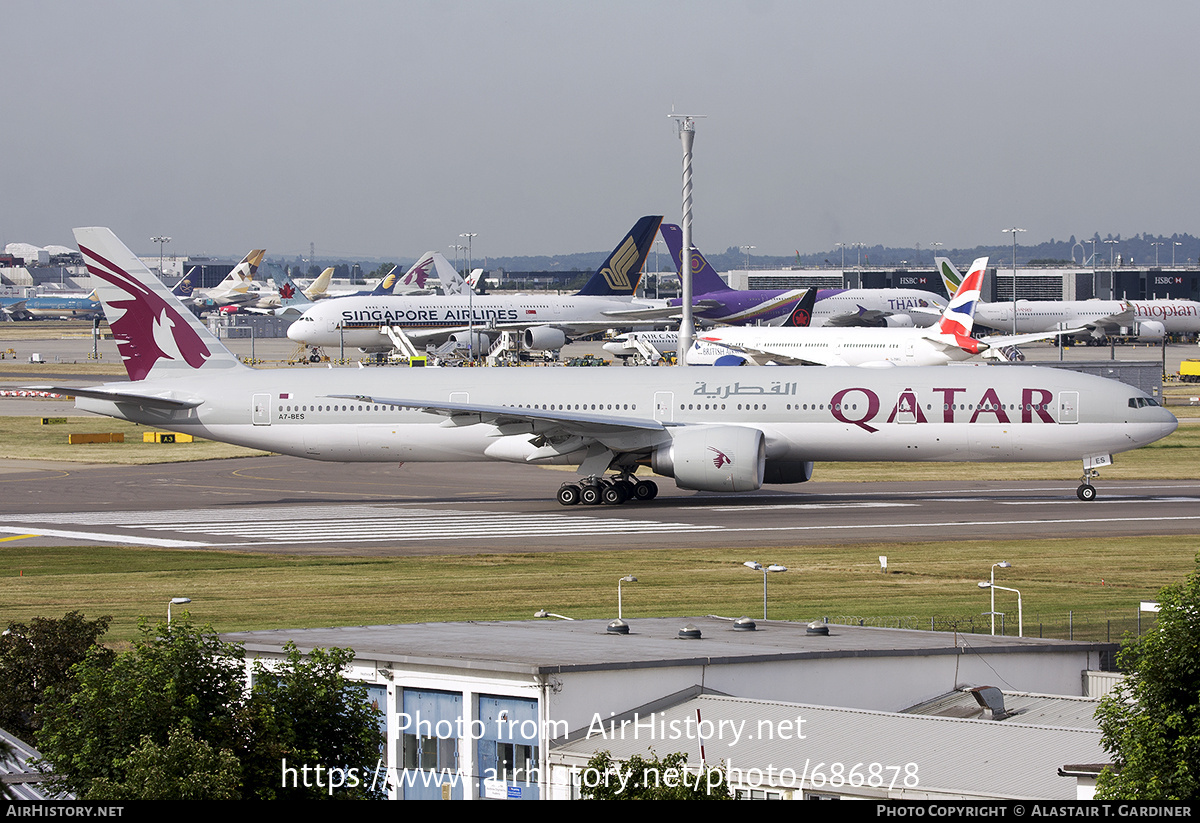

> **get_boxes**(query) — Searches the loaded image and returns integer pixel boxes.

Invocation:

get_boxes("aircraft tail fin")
[369,265,400,295]
[781,287,816,327]
[659,223,732,294]
[935,256,987,339]
[575,216,663,297]
[170,266,198,299]
[431,253,469,295]
[302,267,334,300]
[392,252,437,294]
[73,227,244,382]
[934,256,964,299]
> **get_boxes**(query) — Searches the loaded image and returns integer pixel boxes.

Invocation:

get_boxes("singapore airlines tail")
[73,227,245,381]
[574,216,662,297]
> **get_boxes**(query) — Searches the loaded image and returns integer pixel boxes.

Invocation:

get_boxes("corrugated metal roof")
[1,728,70,801]
[903,688,1103,730]
[551,694,1103,800]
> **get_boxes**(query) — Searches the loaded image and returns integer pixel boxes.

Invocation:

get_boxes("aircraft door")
[1058,391,1079,424]
[252,393,272,426]
[654,391,674,423]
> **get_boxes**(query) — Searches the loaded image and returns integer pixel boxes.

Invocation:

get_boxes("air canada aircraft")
[47,227,1178,506]
[285,216,666,354]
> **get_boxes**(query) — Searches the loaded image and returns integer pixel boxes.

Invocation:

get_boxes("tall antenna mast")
[669,110,705,366]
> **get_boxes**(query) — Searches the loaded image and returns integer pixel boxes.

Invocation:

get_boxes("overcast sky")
[4,1,1198,261]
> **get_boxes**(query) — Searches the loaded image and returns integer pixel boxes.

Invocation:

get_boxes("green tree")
[240,643,384,799]
[35,618,245,797]
[0,611,112,740]
[1096,557,1200,800]
[580,750,736,800]
[35,620,382,800]
[84,724,241,800]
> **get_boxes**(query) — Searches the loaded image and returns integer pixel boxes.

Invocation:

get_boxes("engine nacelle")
[448,331,491,351]
[1134,320,1165,341]
[883,314,915,328]
[522,326,567,351]
[651,425,765,492]
[763,460,814,484]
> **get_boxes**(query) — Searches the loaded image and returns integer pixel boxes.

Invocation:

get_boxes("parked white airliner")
[935,257,1200,340]
[49,228,1177,506]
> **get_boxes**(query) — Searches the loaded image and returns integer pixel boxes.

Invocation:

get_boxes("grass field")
[2,537,1195,644]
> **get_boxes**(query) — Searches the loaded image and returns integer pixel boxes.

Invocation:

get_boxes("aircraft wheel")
[557,484,581,506]
[634,480,658,501]
[1077,484,1097,501]
[602,484,628,505]
[580,485,603,505]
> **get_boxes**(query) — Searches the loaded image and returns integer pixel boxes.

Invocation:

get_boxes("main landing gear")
[557,475,658,506]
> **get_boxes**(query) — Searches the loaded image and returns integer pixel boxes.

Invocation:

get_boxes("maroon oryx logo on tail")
[80,243,212,380]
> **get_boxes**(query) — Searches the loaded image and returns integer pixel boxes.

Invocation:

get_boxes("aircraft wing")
[23,386,203,410]
[600,300,722,321]
[980,328,1088,347]
[821,307,894,327]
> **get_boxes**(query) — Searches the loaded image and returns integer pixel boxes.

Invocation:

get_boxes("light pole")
[1174,242,1182,268]
[979,581,1023,637]
[167,596,190,626]
[740,245,756,269]
[929,242,943,266]
[985,561,1010,635]
[744,561,787,620]
[617,575,637,619]
[1151,241,1163,267]
[460,233,477,360]
[835,242,847,270]
[151,236,171,276]
[1002,228,1025,334]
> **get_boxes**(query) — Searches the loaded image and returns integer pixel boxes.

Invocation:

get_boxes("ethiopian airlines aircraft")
[47,227,1177,505]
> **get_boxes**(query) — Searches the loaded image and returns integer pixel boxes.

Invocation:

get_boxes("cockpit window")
[1128,397,1161,408]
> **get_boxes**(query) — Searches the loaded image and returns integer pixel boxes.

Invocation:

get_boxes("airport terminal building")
[225,616,1116,800]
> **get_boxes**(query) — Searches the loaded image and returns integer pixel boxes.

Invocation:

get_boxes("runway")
[2,456,1199,555]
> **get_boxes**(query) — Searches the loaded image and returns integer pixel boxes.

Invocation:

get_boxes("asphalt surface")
[2,456,1199,555]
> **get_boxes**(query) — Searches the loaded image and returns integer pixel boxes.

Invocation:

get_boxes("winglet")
[73,227,243,381]
[575,216,663,297]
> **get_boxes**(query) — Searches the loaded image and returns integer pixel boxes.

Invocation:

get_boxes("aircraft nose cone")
[286,321,306,343]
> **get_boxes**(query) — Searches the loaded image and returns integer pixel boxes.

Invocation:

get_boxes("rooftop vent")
[678,624,702,639]
[606,619,630,635]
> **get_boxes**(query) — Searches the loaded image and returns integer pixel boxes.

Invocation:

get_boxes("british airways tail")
[574,216,663,297]
[659,223,733,294]
[73,227,244,381]
[935,256,987,338]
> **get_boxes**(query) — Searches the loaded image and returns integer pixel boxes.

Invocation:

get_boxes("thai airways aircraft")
[45,227,1177,506]
[285,216,665,353]
[659,224,947,328]
[934,257,1199,340]
[690,259,1081,366]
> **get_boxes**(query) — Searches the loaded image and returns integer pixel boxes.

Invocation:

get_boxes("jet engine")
[522,326,568,351]
[448,331,491,352]
[651,425,765,492]
[763,459,814,484]
[882,314,915,328]
[1134,320,1166,341]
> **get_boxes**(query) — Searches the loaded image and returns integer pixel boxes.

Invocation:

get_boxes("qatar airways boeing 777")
[41,227,1177,506]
